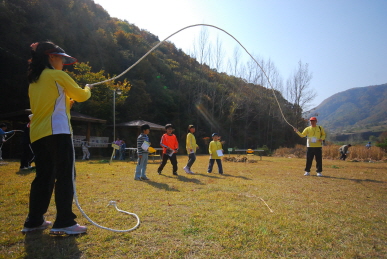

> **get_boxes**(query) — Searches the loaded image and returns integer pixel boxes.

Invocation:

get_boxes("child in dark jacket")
[134,125,150,180]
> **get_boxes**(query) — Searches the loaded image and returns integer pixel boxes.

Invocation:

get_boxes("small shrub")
[273,145,305,158]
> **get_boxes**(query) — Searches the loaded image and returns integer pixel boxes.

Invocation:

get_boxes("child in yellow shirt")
[207,133,223,174]
[183,125,199,174]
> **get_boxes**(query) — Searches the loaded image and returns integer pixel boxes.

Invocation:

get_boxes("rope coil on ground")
[72,137,141,233]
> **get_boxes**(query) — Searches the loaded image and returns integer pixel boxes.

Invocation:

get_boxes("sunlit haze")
[93,0,387,108]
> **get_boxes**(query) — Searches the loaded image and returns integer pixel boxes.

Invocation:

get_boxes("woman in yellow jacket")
[183,125,199,174]
[22,41,91,235]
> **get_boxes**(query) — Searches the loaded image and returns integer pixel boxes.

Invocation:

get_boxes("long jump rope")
[75,23,294,232]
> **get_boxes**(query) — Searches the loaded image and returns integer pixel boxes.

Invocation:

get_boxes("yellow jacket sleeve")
[55,70,91,102]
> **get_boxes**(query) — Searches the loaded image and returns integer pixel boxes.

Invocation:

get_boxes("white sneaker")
[183,166,191,174]
[304,172,310,176]
[50,224,87,235]
[21,221,52,233]
[317,172,323,177]
[189,170,195,174]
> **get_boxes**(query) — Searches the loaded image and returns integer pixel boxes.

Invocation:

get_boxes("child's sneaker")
[183,166,192,174]
[304,172,310,176]
[21,221,52,233]
[317,172,323,177]
[50,224,87,235]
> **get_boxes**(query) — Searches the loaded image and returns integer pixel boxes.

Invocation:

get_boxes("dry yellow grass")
[275,144,386,161]
[1,155,386,258]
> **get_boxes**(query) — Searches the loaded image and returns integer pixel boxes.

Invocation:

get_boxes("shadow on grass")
[194,173,222,179]
[322,175,385,183]
[194,172,251,180]
[222,174,252,180]
[142,180,180,191]
[88,160,110,164]
[16,169,35,175]
[176,175,205,185]
[24,231,82,258]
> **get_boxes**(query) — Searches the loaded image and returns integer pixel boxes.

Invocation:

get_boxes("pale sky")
[93,0,387,108]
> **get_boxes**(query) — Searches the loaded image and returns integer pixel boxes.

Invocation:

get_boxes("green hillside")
[0,0,305,149]
[308,84,387,134]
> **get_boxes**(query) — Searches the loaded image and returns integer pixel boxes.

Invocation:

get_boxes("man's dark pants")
[305,147,322,173]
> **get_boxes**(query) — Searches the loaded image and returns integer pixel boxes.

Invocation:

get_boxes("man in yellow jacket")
[294,117,326,177]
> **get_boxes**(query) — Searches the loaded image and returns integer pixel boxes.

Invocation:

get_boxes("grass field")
[1,155,386,258]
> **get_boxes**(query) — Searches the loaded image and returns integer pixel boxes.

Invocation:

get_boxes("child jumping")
[207,133,224,174]
[183,125,199,174]
[157,124,179,176]
[135,124,151,180]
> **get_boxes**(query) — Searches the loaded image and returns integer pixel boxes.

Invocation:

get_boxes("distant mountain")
[306,83,387,133]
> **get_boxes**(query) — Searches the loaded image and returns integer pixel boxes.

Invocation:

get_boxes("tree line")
[0,0,316,150]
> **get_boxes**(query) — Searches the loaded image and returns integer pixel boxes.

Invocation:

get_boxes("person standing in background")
[81,141,90,160]
[339,144,351,160]
[119,139,126,160]
[20,115,35,169]
[0,123,14,160]
[113,137,123,159]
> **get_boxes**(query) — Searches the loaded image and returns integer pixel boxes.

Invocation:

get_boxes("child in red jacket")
[157,124,179,176]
